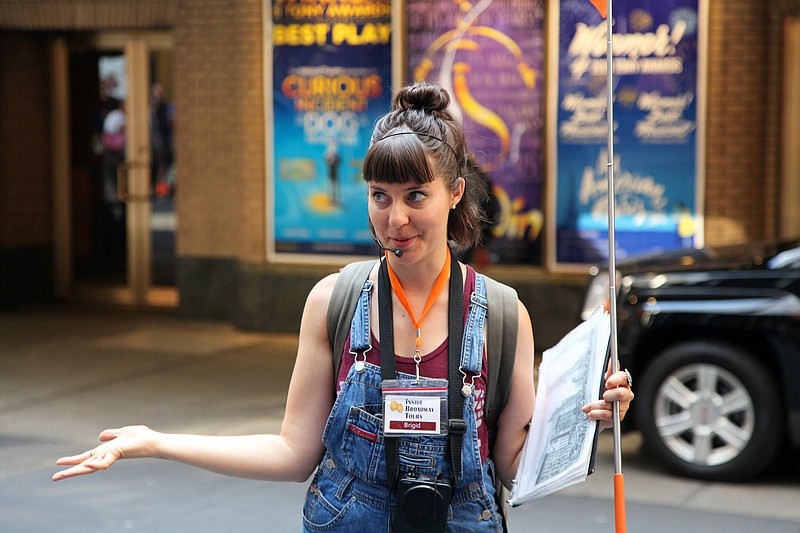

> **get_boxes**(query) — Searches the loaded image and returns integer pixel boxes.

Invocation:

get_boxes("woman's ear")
[452,176,466,206]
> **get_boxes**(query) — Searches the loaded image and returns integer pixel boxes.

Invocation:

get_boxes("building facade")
[1,0,799,349]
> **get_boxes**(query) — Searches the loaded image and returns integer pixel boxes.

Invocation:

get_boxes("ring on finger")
[624,368,633,389]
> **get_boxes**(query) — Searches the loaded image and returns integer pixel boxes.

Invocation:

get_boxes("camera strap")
[378,248,465,489]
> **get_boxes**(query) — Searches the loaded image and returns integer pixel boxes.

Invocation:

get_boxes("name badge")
[382,378,448,436]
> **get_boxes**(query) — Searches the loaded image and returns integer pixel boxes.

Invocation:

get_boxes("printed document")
[508,307,610,506]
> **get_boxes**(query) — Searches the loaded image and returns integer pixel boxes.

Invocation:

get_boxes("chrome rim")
[654,363,755,467]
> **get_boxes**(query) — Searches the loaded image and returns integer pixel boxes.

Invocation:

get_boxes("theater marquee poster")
[406,0,546,264]
[267,0,393,261]
[548,0,707,268]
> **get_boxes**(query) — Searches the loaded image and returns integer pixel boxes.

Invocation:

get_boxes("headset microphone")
[378,243,404,257]
[368,221,404,257]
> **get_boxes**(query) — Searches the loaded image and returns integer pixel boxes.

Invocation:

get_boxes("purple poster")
[406,0,546,264]
[550,0,705,266]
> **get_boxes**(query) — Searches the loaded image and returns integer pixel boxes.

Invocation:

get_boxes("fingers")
[603,385,634,404]
[581,401,614,429]
[581,369,635,427]
[84,446,121,471]
[52,451,101,481]
[582,400,614,419]
[52,446,122,481]
[581,399,630,430]
[52,465,91,482]
[583,394,633,417]
[99,428,124,442]
[55,449,93,466]
[601,369,634,408]
[53,430,125,482]
[604,370,632,390]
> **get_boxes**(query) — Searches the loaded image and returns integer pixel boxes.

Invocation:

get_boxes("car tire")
[635,340,783,481]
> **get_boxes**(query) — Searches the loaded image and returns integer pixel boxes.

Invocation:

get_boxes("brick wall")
[704,0,800,245]
[0,1,178,29]
[173,0,265,262]
[173,0,241,258]
[0,31,51,248]
[235,0,268,263]
[0,31,53,303]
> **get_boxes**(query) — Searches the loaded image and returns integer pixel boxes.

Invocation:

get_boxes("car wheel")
[636,340,783,481]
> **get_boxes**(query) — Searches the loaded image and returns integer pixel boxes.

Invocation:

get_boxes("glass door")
[54,32,177,307]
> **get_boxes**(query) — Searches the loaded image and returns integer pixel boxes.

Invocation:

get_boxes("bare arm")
[54,274,339,483]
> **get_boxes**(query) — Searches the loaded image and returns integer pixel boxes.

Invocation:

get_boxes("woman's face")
[368,176,463,263]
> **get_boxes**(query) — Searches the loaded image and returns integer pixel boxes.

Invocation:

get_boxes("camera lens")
[399,484,445,528]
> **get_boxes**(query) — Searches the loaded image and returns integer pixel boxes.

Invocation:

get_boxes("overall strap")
[348,280,374,353]
[460,273,488,379]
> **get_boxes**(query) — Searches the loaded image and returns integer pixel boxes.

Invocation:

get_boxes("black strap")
[378,258,401,487]
[378,249,464,488]
[446,249,466,483]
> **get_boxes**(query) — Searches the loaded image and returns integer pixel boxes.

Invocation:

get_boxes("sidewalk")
[0,304,306,532]
[3,304,800,532]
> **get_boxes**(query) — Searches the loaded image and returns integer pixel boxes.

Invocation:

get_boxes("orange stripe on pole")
[590,0,608,18]
[614,473,626,532]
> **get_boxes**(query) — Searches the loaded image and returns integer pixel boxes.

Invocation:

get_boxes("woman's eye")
[408,191,426,202]
[371,191,386,202]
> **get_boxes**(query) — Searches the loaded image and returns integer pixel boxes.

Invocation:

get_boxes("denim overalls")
[302,273,504,532]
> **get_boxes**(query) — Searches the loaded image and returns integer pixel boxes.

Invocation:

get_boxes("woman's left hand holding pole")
[582,369,634,429]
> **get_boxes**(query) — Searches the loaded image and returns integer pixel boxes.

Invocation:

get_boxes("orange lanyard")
[385,250,451,376]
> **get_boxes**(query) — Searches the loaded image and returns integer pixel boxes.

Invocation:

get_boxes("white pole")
[605,1,626,531]
[604,0,622,475]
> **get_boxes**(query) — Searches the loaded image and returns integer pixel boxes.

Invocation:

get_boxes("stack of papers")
[508,307,611,506]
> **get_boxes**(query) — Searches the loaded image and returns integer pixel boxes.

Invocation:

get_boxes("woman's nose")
[388,202,409,227]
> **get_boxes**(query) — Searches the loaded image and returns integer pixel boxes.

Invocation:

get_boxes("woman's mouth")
[390,236,415,248]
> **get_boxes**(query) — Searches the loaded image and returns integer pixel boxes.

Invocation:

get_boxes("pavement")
[2,304,800,532]
[1,304,306,532]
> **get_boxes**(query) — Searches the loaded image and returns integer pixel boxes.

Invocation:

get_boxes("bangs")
[362,133,437,184]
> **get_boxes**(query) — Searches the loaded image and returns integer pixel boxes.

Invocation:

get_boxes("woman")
[54,82,633,532]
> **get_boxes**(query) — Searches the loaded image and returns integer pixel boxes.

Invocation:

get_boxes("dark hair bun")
[393,82,451,115]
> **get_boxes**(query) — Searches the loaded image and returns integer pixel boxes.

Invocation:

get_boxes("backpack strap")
[483,275,518,528]
[483,275,519,447]
[327,260,377,377]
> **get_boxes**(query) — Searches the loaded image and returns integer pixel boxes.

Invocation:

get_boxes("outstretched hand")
[582,369,635,429]
[52,425,157,482]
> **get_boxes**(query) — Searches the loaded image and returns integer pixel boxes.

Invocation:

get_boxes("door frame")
[51,31,177,307]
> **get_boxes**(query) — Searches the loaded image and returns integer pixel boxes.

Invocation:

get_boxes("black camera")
[394,474,452,533]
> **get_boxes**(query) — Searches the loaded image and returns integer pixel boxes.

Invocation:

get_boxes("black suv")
[581,238,800,481]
